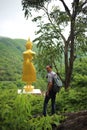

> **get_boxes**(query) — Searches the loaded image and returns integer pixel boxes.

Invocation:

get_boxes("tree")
[32,19,64,79]
[22,0,87,89]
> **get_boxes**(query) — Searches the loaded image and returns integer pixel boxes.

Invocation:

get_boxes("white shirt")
[47,71,56,83]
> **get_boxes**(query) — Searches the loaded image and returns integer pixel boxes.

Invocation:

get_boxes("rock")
[56,110,87,130]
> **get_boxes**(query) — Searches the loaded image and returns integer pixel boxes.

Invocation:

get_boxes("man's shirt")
[47,71,56,83]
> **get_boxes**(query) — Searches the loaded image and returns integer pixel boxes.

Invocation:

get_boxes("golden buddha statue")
[22,38,36,92]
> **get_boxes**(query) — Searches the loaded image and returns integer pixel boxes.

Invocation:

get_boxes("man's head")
[46,65,52,72]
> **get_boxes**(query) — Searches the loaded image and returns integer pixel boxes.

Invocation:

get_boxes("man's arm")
[47,82,53,91]
[46,73,53,95]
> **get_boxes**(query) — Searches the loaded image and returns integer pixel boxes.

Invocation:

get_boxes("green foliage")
[0,85,87,130]
[27,114,65,130]
[56,87,87,113]
[28,116,52,130]
[0,81,17,89]
[0,88,32,130]
[73,74,87,87]
[0,88,66,130]
[0,37,26,81]
[72,57,87,87]
[33,21,63,76]
[33,78,47,91]
[29,95,44,115]
[22,0,50,17]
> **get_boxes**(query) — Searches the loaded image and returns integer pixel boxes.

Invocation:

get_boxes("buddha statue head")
[26,38,32,50]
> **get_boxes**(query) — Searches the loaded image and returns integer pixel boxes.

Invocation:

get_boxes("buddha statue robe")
[22,39,36,85]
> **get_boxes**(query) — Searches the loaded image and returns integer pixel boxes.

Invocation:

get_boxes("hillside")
[0,37,87,130]
[0,36,26,81]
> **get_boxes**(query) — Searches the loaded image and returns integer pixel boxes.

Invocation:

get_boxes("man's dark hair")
[47,65,52,68]
[50,65,52,68]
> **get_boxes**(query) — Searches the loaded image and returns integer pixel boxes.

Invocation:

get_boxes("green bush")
[72,57,87,88]
[0,88,66,130]
[33,78,47,91]
[0,89,31,130]
[56,87,87,113]
[72,74,87,87]
[0,85,87,130]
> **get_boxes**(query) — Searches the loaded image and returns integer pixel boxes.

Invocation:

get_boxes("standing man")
[43,65,57,116]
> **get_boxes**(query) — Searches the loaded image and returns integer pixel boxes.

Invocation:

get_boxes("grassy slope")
[0,36,26,81]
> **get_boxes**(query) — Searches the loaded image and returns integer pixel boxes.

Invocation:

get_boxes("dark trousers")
[43,90,56,116]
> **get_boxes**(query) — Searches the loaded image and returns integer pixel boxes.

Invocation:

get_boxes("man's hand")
[46,91,49,96]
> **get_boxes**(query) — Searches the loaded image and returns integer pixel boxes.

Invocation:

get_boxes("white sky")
[0,0,72,40]
[0,0,37,40]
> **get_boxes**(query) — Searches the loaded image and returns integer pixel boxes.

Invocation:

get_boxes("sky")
[0,0,37,40]
[0,0,72,40]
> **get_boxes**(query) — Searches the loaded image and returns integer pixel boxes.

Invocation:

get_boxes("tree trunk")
[64,41,69,89]
[64,18,75,89]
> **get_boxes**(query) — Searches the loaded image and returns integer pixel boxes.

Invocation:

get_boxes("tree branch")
[59,0,71,18]
[78,0,87,13]
[80,0,87,8]
[42,6,66,43]
[72,0,79,19]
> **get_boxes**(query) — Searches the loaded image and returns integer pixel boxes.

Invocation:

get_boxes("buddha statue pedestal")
[22,88,41,95]
[18,88,41,95]
[24,85,34,92]
[18,84,41,95]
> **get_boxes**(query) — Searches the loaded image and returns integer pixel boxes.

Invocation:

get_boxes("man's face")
[46,66,51,72]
